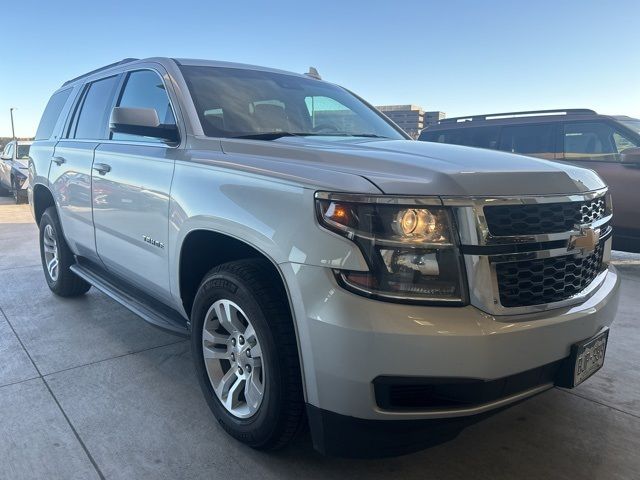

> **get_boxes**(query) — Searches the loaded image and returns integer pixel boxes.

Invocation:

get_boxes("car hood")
[217,136,605,196]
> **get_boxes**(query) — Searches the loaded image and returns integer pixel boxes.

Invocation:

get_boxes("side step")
[70,263,189,337]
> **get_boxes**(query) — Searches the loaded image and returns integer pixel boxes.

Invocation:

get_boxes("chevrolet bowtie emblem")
[569,227,600,254]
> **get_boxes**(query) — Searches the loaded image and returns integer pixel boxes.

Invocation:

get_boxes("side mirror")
[110,107,179,143]
[620,147,640,167]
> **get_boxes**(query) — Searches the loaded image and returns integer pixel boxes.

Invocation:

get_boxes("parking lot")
[0,196,639,480]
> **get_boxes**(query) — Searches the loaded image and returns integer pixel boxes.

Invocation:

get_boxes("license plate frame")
[569,328,609,387]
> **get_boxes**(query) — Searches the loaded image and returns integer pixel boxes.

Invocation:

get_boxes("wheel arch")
[32,184,56,225]
[177,228,309,400]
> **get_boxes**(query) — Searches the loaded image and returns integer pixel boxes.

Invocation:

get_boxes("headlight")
[315,192,467,304]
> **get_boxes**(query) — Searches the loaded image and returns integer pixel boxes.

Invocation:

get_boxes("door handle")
[52,156,66,166]
[93,163,111,175]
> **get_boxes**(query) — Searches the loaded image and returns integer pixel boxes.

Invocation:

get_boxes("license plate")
[571,328,609,387]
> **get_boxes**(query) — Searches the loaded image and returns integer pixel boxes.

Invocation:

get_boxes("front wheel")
[39,207,91,297]
[191,259,305,450]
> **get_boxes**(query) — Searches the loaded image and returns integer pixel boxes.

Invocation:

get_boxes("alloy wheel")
[43,224,59,282]
[202,299,266,419]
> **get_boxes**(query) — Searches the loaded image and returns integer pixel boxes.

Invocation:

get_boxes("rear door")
[50,75,120,261]
[92,67,180,299]
[560,120,640,248]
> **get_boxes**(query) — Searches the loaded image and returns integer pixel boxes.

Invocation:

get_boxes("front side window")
[499,124,554,155]
[72,76,119,140]
[35,88,72,140]
[613,131,639,152]
[3,143,14,158]
[179,66,405,139]
[112,70,176,142]
[563,122,619,160]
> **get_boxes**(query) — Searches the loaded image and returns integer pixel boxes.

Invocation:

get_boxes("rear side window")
[112,70,176,142]
[71,76,119,140]
[420,127,499,149]
[421,129,465,145]
[499,124,554,155]
[35,89,72,140]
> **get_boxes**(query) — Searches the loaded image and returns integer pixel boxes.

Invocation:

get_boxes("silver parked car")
[1,139,31,203]
[29,58,619,457]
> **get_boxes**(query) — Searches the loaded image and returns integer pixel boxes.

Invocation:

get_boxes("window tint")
[35,89,72,140]
[112,70,176,142]
[73,76,119,140]
[421,129,465,145]
[563,122,617,159]
[420,127,499,149]
[180,65,403,139]
[499,124,554,155]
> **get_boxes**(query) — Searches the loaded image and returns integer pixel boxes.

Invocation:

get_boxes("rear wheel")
[39,207,91,297]
[191,259,305,450]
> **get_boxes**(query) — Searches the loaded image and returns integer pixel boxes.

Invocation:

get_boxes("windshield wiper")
[230,132,390,140]
[344,133,389,138]
[231,132,307,140]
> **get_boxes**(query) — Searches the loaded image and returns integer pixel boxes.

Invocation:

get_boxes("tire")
[39,207,91,297]
[191,259,305,450]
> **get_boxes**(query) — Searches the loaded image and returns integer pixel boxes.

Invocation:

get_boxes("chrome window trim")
[60,64,184,150]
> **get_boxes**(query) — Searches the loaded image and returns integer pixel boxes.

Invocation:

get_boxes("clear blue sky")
[2,0,639,137]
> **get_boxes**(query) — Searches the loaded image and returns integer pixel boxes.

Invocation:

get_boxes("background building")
[376,105,446,138]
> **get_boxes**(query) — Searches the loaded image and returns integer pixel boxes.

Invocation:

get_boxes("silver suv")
[29,58,620,457]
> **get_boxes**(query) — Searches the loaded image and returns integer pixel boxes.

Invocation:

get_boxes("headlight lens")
[316,192,467,304]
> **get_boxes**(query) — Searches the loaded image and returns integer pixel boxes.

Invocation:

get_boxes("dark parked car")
[419,109,640,252]
[0,140,31,204]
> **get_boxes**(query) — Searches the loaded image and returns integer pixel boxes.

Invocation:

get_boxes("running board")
[70,263,189,337]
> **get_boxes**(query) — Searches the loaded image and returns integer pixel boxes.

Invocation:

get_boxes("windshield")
[180,66,405,140]
[17,145,30,159]
[621,120,640,135]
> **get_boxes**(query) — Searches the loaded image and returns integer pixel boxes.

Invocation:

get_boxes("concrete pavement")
[1,196,639,480]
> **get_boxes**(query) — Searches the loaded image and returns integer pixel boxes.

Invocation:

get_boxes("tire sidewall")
[191,270,285,446]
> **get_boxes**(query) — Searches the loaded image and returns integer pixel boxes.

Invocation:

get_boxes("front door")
[92,68,180,299]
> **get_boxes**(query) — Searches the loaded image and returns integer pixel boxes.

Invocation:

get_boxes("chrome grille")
[484,197,606,237]
[495,241,605,308]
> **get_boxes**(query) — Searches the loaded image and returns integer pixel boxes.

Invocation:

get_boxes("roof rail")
[438,108,597,124]
[62,58,139,86]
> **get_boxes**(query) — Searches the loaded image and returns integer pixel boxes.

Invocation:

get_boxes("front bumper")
[283,263,620,421]
[282,263,620,456]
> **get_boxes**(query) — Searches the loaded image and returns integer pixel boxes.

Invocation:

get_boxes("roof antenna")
[305,67,322,80]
